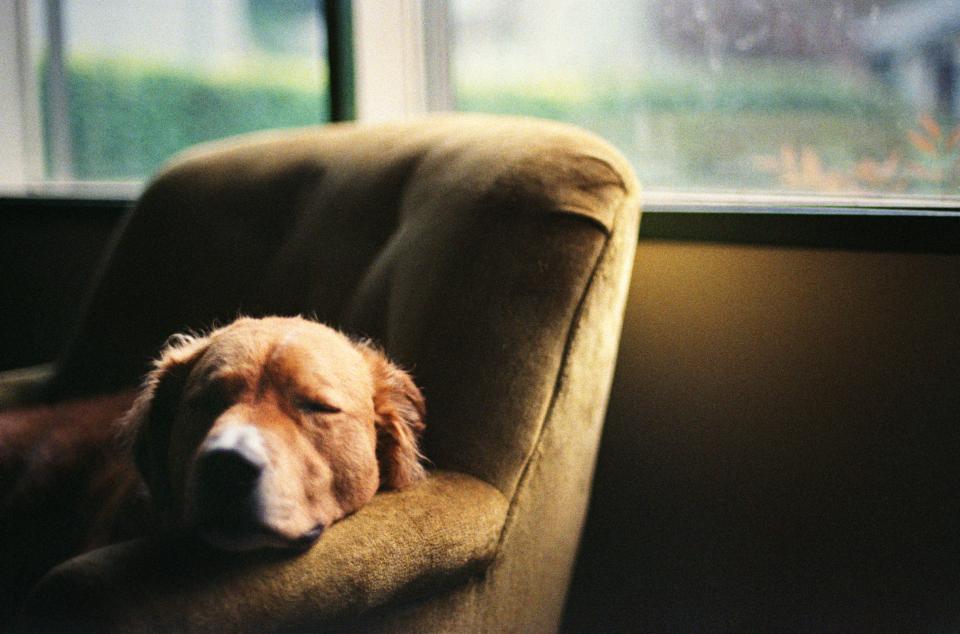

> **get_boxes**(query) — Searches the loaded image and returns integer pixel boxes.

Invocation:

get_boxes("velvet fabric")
[6,114,640,631]
[23,472,506,632]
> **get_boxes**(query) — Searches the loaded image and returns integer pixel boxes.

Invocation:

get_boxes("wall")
[0,201,122,371]
[565,240,960,631]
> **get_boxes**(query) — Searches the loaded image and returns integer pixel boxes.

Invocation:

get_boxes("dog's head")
[122,316,426,551]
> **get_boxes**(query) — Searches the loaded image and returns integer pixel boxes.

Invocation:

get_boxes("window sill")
[642,189,960,216]
[0,180,143,201]
[1,188,956,255]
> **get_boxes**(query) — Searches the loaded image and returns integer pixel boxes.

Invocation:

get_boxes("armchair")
[5,114,640,632]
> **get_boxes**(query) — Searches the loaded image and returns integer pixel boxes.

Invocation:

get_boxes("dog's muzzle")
[191,423,325,551]
[192,424,268,544]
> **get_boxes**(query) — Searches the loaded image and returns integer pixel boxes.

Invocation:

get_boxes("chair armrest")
[0,364,54,410]
[22,471,507,632]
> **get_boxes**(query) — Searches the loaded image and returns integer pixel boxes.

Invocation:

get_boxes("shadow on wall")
[565,240,960,631]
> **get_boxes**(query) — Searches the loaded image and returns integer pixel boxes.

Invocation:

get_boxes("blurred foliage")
[458,61,899,118]
[45,53,957,195]
[855,115,960,194]
[246,0,319,54]
[754,116,960,195]
[44,56,327,180]
[455,59,951,194]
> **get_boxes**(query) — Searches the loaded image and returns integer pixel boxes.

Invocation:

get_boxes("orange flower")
[908,129,936,155]
[854,152,901,186]
[947,126,960,151]
[919,114,942,140]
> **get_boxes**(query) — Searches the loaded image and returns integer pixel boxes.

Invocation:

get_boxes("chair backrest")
[49,115,641,629]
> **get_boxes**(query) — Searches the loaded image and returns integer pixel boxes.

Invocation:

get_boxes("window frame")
[0,0,43,189]
[1,0,342,197]
[1,0,959,240]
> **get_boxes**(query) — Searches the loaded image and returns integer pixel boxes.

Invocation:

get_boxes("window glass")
[435,0,960,203]
[32,0,327,182]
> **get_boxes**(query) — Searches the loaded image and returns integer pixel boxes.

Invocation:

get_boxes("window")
[1,0,328,194]
[428,0,960,207]
[4,0,960,211]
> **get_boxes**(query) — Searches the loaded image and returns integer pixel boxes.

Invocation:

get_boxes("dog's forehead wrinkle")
[185,362,251,400]
[193,335,263,382]
[263,327,372,399]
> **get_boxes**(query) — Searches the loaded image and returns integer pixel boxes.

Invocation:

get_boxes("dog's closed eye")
[296,398,341,415]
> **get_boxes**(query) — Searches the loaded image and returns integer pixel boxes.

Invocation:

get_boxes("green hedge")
[46,58,327,180]
[456,60,903,119]
[455,63,911,190]
[47,56,915,192]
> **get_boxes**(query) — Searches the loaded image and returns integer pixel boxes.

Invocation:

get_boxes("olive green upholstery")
[13,114,641,632]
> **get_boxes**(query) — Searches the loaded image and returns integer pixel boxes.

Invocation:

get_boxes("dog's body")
[0,317,426,622]
[0,390,149,622]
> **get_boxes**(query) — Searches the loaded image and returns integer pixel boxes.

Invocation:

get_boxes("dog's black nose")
[195,446,264,500]
[192,425,271,545]
[193,447,264,542]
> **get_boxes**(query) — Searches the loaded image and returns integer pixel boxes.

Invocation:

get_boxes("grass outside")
[47,55,960,196]
[457,61,959,196]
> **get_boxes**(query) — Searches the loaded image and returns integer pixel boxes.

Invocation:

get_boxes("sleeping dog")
[0,316,426,618]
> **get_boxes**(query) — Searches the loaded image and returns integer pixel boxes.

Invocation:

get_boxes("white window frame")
[0,0,42,192]
[0,0,140,198]
[350,1,960,213]
[352,0,429,122]
[1,0,432,194]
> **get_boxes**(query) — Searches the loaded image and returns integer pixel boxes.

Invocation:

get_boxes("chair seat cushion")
[22,470,508,632]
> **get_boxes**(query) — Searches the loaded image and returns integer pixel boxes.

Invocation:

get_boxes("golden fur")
[123,316,426,550]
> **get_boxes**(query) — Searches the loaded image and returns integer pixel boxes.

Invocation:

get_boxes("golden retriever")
[0,316,426,620]
[124,316,426,551]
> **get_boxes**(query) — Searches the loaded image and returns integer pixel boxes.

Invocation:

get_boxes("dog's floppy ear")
[120,334,208,516]
[360,344,427,489]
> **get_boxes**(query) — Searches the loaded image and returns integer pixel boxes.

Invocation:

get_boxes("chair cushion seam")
[492,194,625,553]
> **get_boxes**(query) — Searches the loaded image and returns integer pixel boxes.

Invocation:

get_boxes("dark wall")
[565,241,960,631]
[0,200,124,371]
